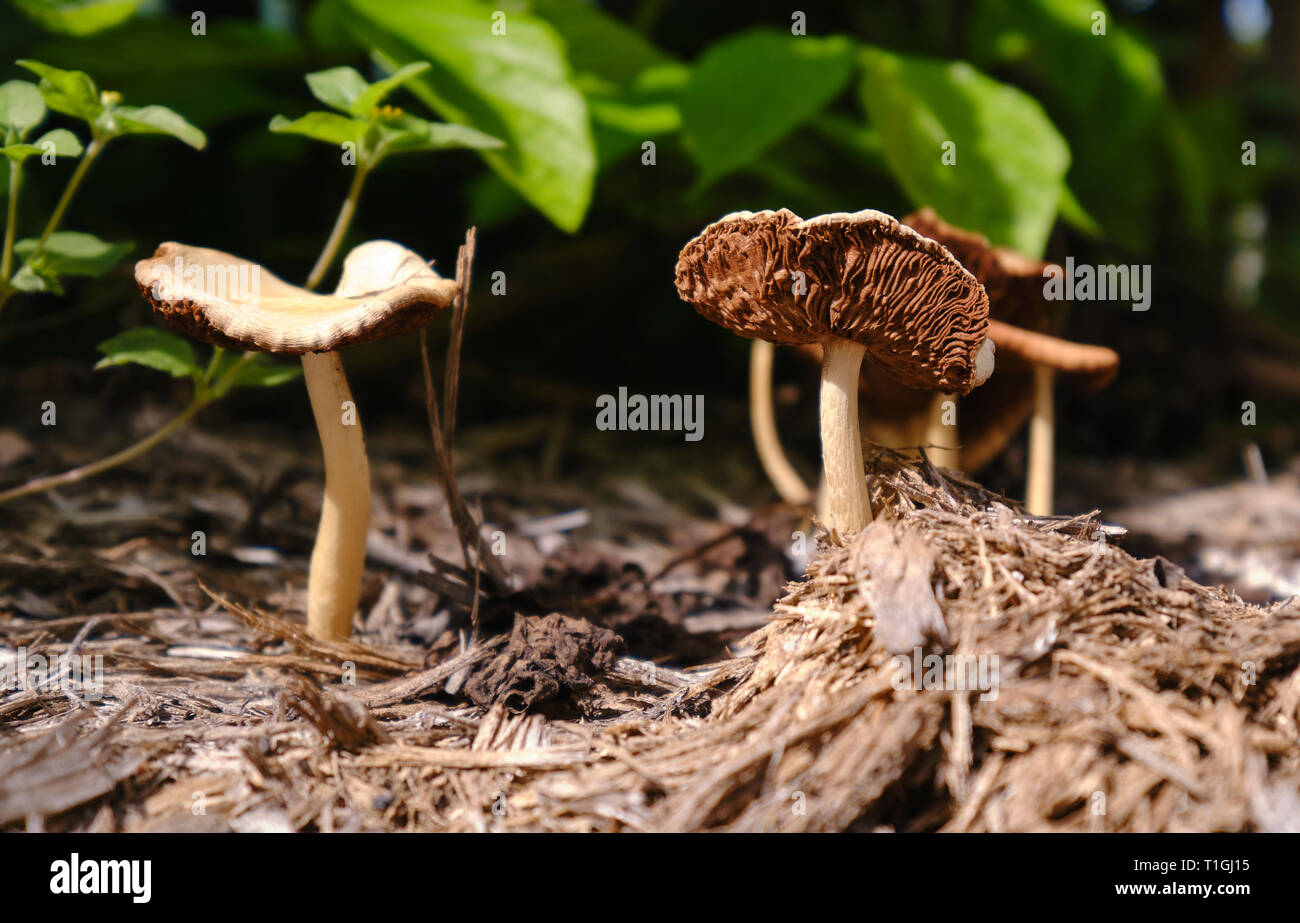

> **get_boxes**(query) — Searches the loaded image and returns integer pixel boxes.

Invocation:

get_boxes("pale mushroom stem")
[923,392,960,470]
[749,339,813,505]
[1026,364,1055,516]
[819,337,872,533]
[301,351,371,641]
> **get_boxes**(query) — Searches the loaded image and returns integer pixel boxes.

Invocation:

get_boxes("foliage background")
[1,0,1295,500]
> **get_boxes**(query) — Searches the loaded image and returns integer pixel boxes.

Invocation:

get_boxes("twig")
[416,229,508,591]
[443,227,475,448]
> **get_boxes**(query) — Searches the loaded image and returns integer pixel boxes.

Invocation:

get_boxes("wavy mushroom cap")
[902,208,1056,333]
[898,210,1121,470]
[675,208,991,394]
[135,240,460,354]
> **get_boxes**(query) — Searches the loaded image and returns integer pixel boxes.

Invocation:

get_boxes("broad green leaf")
[681,29,855,187]
[269,111,372,148]
[95,327,199,379]
[110,104,206,149]
[531,0,680,168]
[969,0,1164,248]
[305,65,370,112]
[349,60,431,116]
[531,0,670,85]
[17,59,102,123]
[374,112,504,157]
[859,48,1070,258]
[339,0,596,232]
[1056,184,1102,237]
[11,0,142,36]
[209,352,302,397]
[0,80,46,136]
[16,231,130,277]
[0,127,83,162]
[585,62,686,167]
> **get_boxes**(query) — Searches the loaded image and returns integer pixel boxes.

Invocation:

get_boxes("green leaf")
[110,104,206,149]
[95,327,199,378]
[0,80,46,136]
[374,112,504,157]
[530,0,681,168]
[305,65,371,112]
[23,20,306,127]
[585,62,687,167]
[349,60,431,116]
[16,231,130,277]
[208,351,302,397]
[17,59,102,123]
[859,48,1070,258]
[1056,184,1102,238]
[531,0,670,86]
[9,261,60,293]
[269,111,372,149]
[339,0,596,232]
[36,127,84,157]
[680,29,856,187]
[0,127,83,163]
[968,0,1164,248]
[10,0,142,36]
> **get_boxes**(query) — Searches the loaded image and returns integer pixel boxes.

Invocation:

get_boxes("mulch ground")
[2,414,1299,832]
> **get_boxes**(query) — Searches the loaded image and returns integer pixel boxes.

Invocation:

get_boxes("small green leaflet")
[0,129,84,163]
[95,327,200,379]
[208,352,302,397]
[16,59,206,149]
[302,61,431,116]
[16,231,129,278]
[0,80,46,136]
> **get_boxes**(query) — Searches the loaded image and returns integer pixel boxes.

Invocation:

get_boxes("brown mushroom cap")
[675,208,991,394]
[135,240,460,354]
[903,208,1051,333]
[985,319,1119,389]
[896,210,1121,472]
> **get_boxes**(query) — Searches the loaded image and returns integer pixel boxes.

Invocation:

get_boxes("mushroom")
[901,210,1118,515]
[748,339,813,506]
[978,319,1118,514]
[676,209,993,535]
[135,240,459,640]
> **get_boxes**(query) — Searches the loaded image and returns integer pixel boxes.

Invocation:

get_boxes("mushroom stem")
[749,339,813,505]
[301,351,371,641]
[819,337,872,533]
[923,392,960,470]
[1026,364,1055,516]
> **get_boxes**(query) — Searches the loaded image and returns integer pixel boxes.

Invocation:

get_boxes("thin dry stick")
[417,275,508,592]
[442,227,475,449]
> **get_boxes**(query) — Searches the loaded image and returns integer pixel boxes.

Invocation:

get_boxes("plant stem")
[0,395,208,505]
[0,159,22,310]
[306,165,367,291]
[37,136,103,251]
